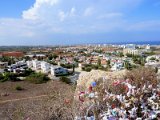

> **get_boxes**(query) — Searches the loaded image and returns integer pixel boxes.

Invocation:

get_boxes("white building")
[146,44,151,50]
[27,61,33,68]
[6,60,27,72]
[0,62,8,69]
[0,69,4,73]
[123,48,142,56]
[111,62,124,71]
[124,44,136,49]
[25,54,46,58]
[32,60,41,70]
[51,65,69,76]
[16,60,27,69]
[41,61,51,73]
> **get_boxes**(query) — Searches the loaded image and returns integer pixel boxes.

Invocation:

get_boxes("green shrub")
[60,76,71,84]
[25,72,50,84]
[60,64,73,69]
[20,68,34,77]
[92,65,98,70]
[15,85,23,91]
[0,74,4,80]
[85,67,92,72]
[0,72,20,82]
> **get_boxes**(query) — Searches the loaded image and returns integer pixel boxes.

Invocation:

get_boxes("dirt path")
[0,95,49,104]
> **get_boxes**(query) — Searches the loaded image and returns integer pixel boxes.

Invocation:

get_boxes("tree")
[0,56,15,65]
[124,61,132,70]
[24,56,31,61]
[85,67,92,72]
[126,53,133,57]
[72,63,75,73]
[97,58,101,67]
[118,52,124,57]
[155,67,158,73]
[107,60,111,68]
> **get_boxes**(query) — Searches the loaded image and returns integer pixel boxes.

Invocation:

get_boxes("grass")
[15,85,24,91]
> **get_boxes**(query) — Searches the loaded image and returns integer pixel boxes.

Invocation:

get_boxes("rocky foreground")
[75,68,160,120]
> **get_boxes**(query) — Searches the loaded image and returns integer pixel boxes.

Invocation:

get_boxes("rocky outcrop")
[76,70,126,89]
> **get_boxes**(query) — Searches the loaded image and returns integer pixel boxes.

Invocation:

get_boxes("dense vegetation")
[25,72,50,84]
[82,63,110,72]
[0,69,49,84]
[0,72,20,82]
[60,76,72,84]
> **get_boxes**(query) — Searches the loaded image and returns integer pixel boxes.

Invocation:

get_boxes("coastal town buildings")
[123,48,142,55]
[41,61,51,73]
[32,60,41,71]
[51,66,69,76]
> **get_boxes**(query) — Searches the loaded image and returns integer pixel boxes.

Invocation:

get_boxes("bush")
[15,85,23,91]
[92,65,99,70]
[0,72,20,82]
[0,74,4,80]
[125,67,158,87]
[60,76,72,84]
[25,72,50,84]
[85,67,92,72]
[19,68,34,77]
[60,64,73,69]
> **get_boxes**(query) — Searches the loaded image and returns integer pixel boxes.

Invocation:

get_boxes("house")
[6,60,27,72]
[0,62,8,69]
[124,44,136,49]
[123,48,142,56]
[101,59,107,67]
[32,60,41,70]
[25,54,46,58]
[41,61,51,73]
[1,52,24,57]
[27,61,33,68]
[51,66,69,76]
[0,69,4,73]
[16,61,28,69]
[111,63,123,71]
[145,44,151,51]
[103,55,111,61]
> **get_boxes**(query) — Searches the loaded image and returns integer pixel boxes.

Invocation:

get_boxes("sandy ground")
[0,80,74,120]
[0,81,52,102]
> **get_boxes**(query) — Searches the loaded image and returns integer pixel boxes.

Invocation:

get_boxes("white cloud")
[2,0,159,45]
[70,7,76,16]
[58,11,66,21]
[58,7,76,21]
[83,7,94,17]
[22,0,59,20]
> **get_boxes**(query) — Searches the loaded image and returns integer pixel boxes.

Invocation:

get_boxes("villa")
[51,65,69,76]
[41,61,51,73]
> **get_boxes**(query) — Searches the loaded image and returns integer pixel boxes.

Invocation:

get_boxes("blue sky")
[0,0,160,45]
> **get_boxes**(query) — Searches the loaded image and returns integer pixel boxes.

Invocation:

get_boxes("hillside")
[0,67,159,120]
